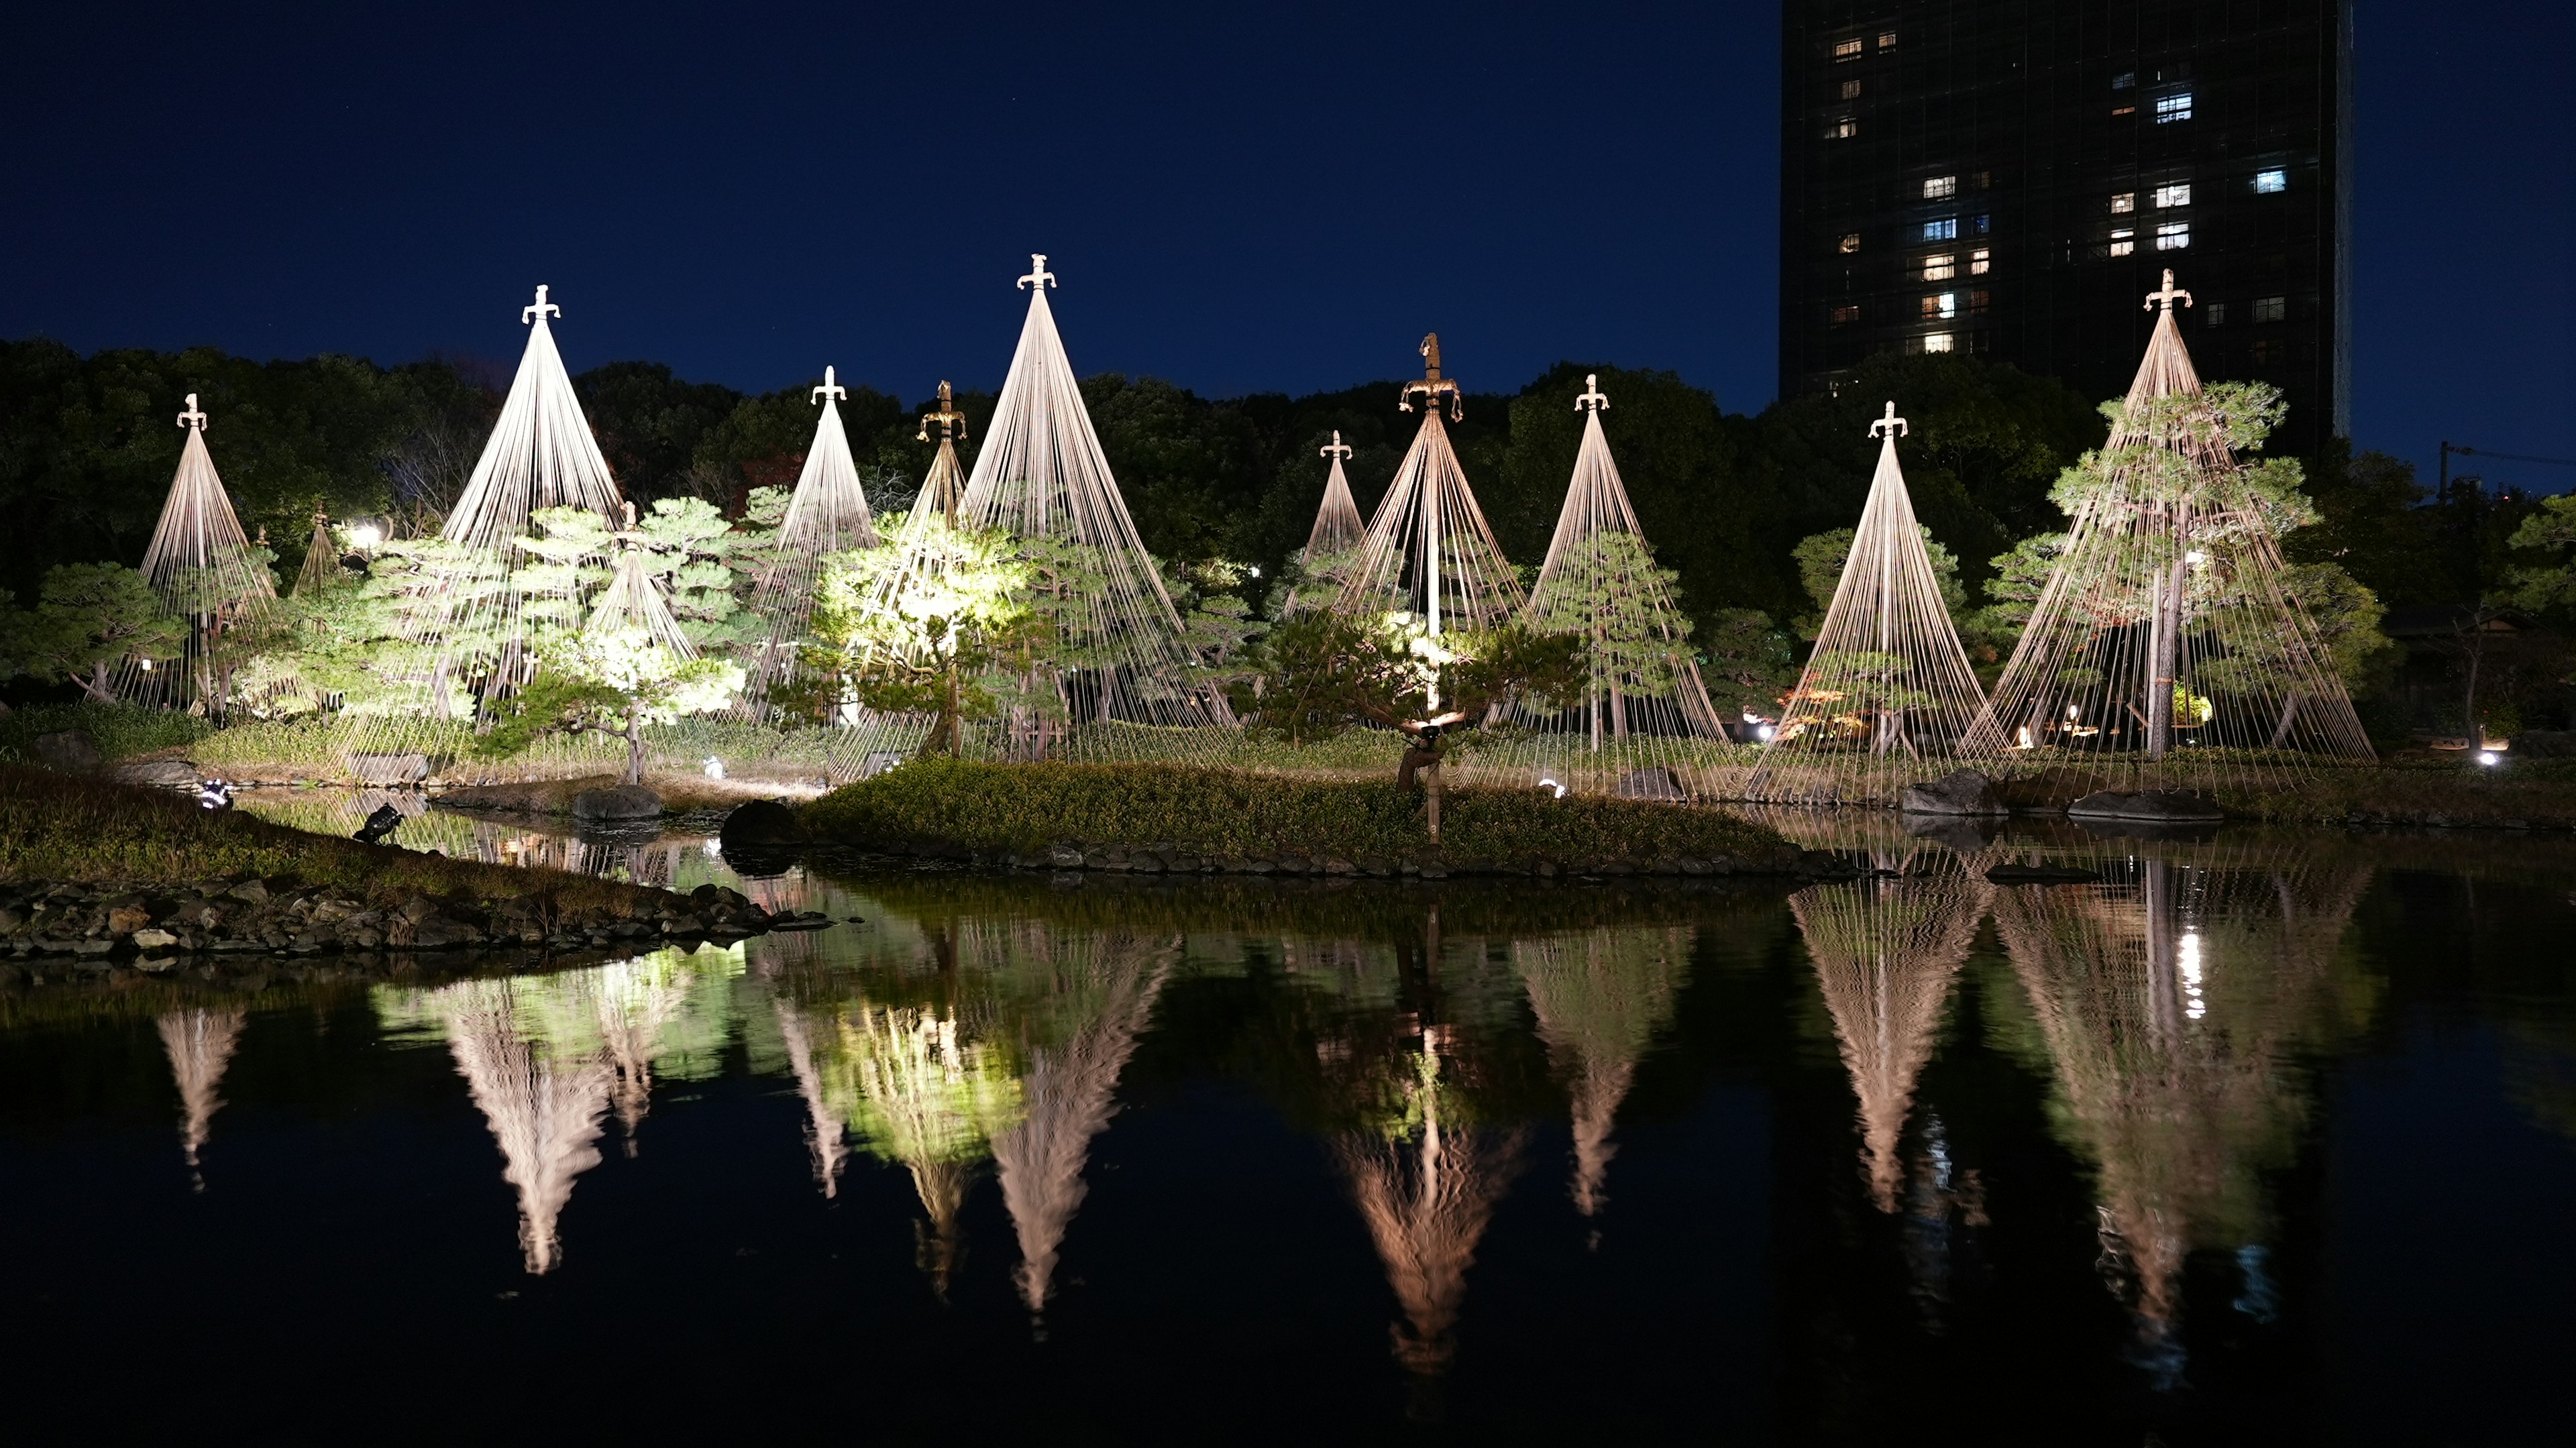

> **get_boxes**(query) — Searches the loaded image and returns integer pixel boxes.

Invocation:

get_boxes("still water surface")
[5,801,2573,1442]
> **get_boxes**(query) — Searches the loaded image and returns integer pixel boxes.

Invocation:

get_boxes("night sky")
[3,1,2567,490]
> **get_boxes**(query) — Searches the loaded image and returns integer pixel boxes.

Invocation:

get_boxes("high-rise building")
[1778,1,2352,456]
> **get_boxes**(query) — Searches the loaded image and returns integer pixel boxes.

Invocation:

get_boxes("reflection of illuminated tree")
[816,997,1020,1296]
[156,1007,246,1191]
[1513,928,1688,1217]
[1336,1030,1525,1400]
[375,946,744,1274]
[1792,871,1991,1211]
[1991,843,2371,1381]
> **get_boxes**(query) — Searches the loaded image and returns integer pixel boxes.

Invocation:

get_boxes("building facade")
[1779,1,2352,456]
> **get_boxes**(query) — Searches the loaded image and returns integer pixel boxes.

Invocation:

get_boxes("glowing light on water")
[2179,930,2206,1020]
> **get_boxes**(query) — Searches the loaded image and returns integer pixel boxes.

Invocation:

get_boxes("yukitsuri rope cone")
[735,367,879,719]
[1332,335,1526,708]
[1513,376,1729,798]
[1512,925,1688,1219]
[1747,402,1988,805]
[1307,429,1367,555]
[1963,270,2373,795]
[947,254,1232,763]
[292,507,342,596]
[1987,834,2371,1385]
[118,394,276,713]
[1279,430,1368,617]
[1790,856,1994,1213]
[829,381,976,780]
[345,286,627,761]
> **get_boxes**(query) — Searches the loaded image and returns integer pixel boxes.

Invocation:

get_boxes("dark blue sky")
[3,2,2567,490]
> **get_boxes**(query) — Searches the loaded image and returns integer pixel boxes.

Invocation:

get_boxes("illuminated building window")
[1969,247,1991,274]
[1837,232,1861,254]
[2155,91,2194,122]
[2255,168,2287,193]
[2155,182,2192,207]
[2112,71,2137,89]
[1831,304,1860,325]
[2155,221,2191,250]
[1923,218,1957,241]
[1922,292,1958,319]
[1831,116,1858,139]
[1878,30,1896,48]
[1923,253,1956,280]
[2111,192,2137,214]
[1841,78,1863,99]
[1834,37,1863,60]
[1923,174,1957,199]
[2110,228,2135,256]
[2253,295,2287,323]
[1968,289,1991,313]
[1923,332,1955,353]
[2206,301,2228,325]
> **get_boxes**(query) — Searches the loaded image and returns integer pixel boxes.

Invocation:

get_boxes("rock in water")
[32,730,102,773]
[351,753,430,785]
[1898,769,2007,816]
[571,785,663,822]
[720,799,804,847]
[2065,789,2224,824]
[111,760,201,788]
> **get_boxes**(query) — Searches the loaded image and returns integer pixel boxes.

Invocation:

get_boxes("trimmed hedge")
[800,758,1799,871]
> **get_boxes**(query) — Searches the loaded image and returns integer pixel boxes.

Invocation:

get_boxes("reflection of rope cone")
[1792,870,1991,1211]
[816,996,1020,1296]
[994,948,1172,1319]
[597,973,684,1158]
[441,984,614,1274]
[1513,928,1688,1218]
[157,1007,246,1190]
[910,1157,974,1297]
[1336,1073,1525,1386]
[1990,840,2370,1369]
[773,999,850,1197]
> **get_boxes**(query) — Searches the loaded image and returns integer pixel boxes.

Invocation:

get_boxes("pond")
[4,797,2572,1443]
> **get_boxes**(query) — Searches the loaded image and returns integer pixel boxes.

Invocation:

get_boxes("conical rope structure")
[1307,430,1367,555]
[1749,402,1990,805]
[156,1007,247,1192]
[1332,335,1526,718]
[1988,833,2372,1383]
[827,380,979,779]
[947,254,1233,761]
[1511,925,1688,1219]
[1513,376,1729,799]
[292,506,342,596]
[1964,271,2373,793]
[735,367,879,719]
[118,396,275,714]
[1278,430,1369,618]
[1791,854,1994,1212]
[344,286,626,757]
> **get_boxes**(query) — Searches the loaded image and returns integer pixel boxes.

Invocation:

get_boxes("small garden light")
[2477,751,2500,767]
[348,524,382,550]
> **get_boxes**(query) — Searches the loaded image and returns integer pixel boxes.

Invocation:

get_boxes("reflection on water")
[9,806,2576,1439]
[1987,841,2373,1386]
[374,946,745,1270]
[156,1007,244,1190]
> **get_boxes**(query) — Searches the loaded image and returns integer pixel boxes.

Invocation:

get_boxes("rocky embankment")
[838,835,1843,881]
[0,876,833,967]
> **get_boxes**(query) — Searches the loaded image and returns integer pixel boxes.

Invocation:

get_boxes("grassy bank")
[801,759,1801,873]
[0,765,657,911]
[2213,759,2576,829]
